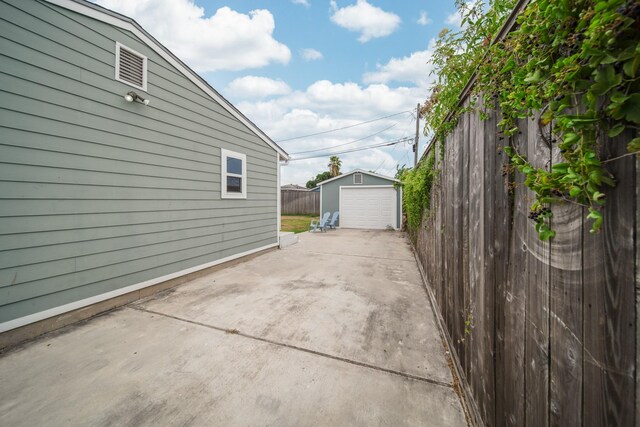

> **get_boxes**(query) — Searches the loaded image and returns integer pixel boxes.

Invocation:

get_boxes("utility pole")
[413,103,420,167]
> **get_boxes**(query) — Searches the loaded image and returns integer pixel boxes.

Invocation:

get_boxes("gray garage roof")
[317,169,401,186]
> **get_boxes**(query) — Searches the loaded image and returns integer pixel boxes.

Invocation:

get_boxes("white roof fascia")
[45,0,289,160]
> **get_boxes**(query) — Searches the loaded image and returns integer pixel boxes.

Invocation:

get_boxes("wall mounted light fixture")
[124,91,150,105]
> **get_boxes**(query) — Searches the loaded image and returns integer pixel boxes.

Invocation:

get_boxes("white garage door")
[340,186,397,230]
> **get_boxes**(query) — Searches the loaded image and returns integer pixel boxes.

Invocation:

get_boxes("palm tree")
[328,156,342,177]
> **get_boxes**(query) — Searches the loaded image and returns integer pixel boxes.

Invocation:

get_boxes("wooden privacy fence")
[281,189,319,215]
[412,99,638,426]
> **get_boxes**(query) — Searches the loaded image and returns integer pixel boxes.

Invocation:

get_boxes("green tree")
[328,156,342,177]
[394,164,410,181]
[306,171,331,189]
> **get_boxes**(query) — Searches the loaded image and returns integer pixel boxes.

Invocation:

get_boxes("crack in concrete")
[299,251,416,263]
[129,306,454,389]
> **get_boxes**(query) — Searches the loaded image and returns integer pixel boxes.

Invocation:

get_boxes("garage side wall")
[0,0,278,327]
[320,174,400,228]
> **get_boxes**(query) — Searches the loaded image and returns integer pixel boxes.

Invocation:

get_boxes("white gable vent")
[115,42,147,91]
[353,173,363,184]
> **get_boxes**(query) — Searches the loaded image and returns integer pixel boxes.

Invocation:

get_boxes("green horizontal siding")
[0,0,280,323]
[0,37,274,162]
[0,208,276,235]
[0,212,274,250]
[0,82,276,164]
[5,1,270,151]
[0,222,276,286]
[0,131,277,183]
[0,235,276,323]
[0,182,277,201]
[0,200,276,217]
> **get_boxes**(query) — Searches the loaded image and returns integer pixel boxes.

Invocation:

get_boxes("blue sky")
[96,0,462,185]
[198,1,453,90]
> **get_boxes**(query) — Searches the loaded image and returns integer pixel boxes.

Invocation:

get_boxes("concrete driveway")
[0,230,466,426]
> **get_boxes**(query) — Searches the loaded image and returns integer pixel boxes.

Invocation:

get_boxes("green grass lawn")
[281,214,318,234]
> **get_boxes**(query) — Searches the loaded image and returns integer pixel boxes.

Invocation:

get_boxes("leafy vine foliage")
[414,0,640,239]
[398,151,437,231]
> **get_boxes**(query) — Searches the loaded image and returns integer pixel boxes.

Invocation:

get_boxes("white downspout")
[277,153,282,246]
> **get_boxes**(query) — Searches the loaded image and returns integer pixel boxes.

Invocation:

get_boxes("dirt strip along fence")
[412,96,638,426]
[281,189,319,215]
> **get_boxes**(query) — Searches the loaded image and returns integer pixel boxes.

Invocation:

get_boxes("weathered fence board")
[582,135,636,427]
[490,104,510,427]
[413,108,637,426]
[503,121,527,427]
[636,155,640,424]
[462,107,471,377]
[524,116,550,427]
[446,135,456,335]
[468,105,491,424]
[549,130,582,426]
[481,102,498,427]
[280,189,319,215]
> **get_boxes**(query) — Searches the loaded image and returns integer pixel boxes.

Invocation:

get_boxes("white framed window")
[221,148,247,199]
[353,173,363,184]
[115,42,148,91]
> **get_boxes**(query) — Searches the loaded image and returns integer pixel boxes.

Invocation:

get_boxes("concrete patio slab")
[136,229,451,384]
[0,229,466,426]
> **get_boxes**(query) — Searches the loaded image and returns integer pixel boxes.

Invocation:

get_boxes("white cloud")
[417,11,432,26]
[239,81,420,122]
[445,10,463,27]
[445,2,475,28]
[291,0,310,6]
[226,76,291,99]
[363,46,435,86]
[235,80,425,185]
[301,48,324,61]
[95,0,291,72]
[95,0,423,184]
[330,0,401,43]
[303,81,414,112]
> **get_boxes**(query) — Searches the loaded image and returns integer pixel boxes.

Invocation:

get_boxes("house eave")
[45,0,289,160]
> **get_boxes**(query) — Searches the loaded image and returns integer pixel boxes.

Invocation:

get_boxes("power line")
[397,151,411,170]
[372,150,390,173]
[276,110,412,142]
[373,133,405,173]
[289,137,413,161]
[289,123,398,155]
[290,140,406,160]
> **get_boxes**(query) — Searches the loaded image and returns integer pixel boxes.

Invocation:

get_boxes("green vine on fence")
[398,150,438,231]
[417,0,640,240]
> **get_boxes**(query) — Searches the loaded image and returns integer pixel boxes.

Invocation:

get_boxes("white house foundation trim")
[0,242,278,333]
[279,232,298,249]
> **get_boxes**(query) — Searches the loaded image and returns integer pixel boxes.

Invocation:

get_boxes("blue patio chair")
[326,211,339,229]
[310,212,330,232]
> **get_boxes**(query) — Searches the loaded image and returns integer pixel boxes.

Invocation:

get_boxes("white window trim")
[221,148,247,199]
[353,173,363,184]
[115,42,148,92]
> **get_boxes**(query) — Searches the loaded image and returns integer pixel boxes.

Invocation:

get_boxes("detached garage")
[318,170,402,230]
